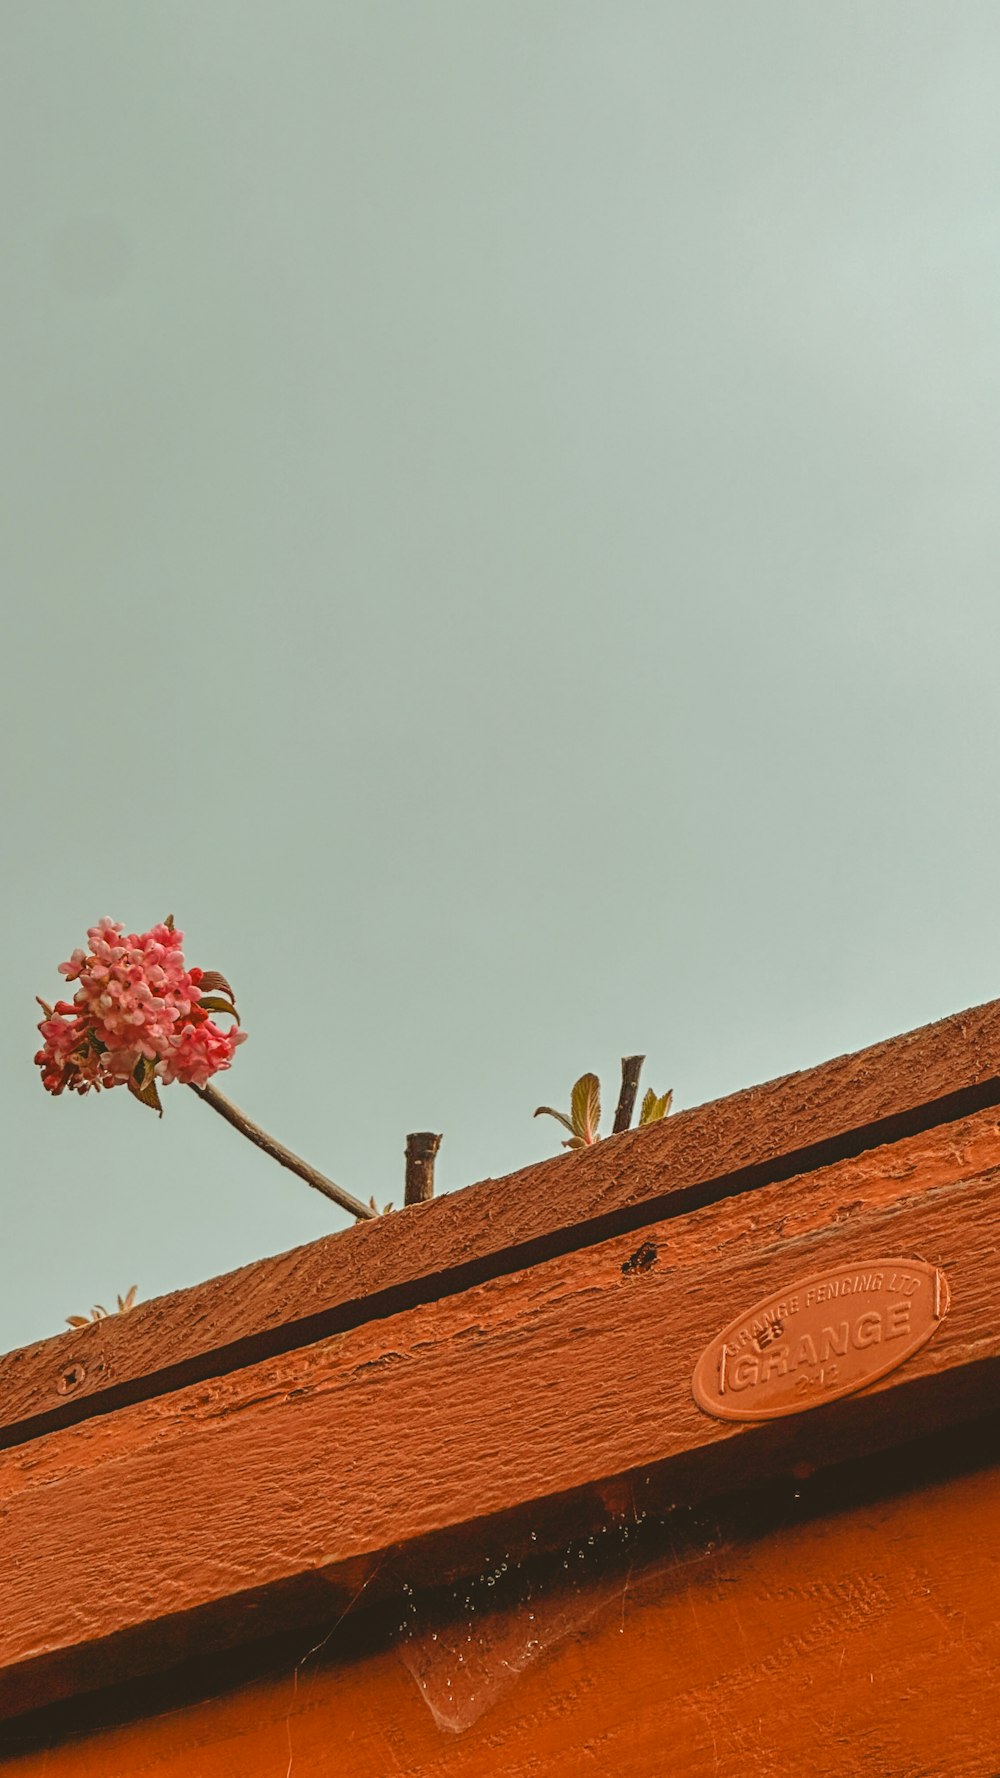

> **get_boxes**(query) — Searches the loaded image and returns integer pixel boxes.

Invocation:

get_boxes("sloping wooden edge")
[2,1097,1000,1726]
[1,995,1000,1729]
[5,997,1000,1450]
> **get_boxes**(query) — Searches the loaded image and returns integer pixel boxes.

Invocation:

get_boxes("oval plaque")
[692,1258,950,1422]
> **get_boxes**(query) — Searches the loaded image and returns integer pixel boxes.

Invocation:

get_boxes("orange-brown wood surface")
[2,1104,999,1721]
[7,997,1000,1450]
[5,1434,998,1777]
[5,1003,1000,1771]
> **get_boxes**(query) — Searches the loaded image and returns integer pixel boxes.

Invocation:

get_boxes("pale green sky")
[4,3,1000,1353]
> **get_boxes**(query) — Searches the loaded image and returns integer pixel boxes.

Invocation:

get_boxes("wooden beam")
[2,1105,999,1720]
[7,1429,999,1774]
[6,997,1000,1450]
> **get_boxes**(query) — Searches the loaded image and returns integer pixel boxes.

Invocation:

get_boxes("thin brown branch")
[404,1131,442,1205]
[187,1081,377,1221]
[612,1055,646,1134]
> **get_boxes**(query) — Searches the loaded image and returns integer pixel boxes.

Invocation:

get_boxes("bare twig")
[187,1081,377,1220]
[612,1055,645,1134]
[405,1131,442,1205]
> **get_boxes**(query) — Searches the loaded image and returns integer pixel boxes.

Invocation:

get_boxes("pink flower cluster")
[35,917,246,1103]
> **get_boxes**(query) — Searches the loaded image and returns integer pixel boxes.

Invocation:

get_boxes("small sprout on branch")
[535,1062,673,1151]
[639,1088,673,1124]
[535,1072,602,1149]
[67,1284,138,1329]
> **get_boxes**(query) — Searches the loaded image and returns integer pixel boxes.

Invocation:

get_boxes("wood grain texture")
[7,995,1000,1449]
[5,1439,999,1777]
[2,1106,999,1720]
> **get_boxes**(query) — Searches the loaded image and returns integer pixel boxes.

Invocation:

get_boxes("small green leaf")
[128,1066,163,1116]
[534,1105,577,1137]
[639,1088,673,1125]
[570,1072,602,1145]
[198,995,240,1022]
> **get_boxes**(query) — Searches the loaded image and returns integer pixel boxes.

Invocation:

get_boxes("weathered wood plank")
[6,996,1000,1448]
[2,1106,999,1719]
[5,1432,999,1776]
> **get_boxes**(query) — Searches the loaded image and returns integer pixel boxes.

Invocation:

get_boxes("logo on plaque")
[692,1258,949,1422]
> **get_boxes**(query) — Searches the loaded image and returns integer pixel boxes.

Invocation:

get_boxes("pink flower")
[162,1019,247,1089]
[35,917,244,1112]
